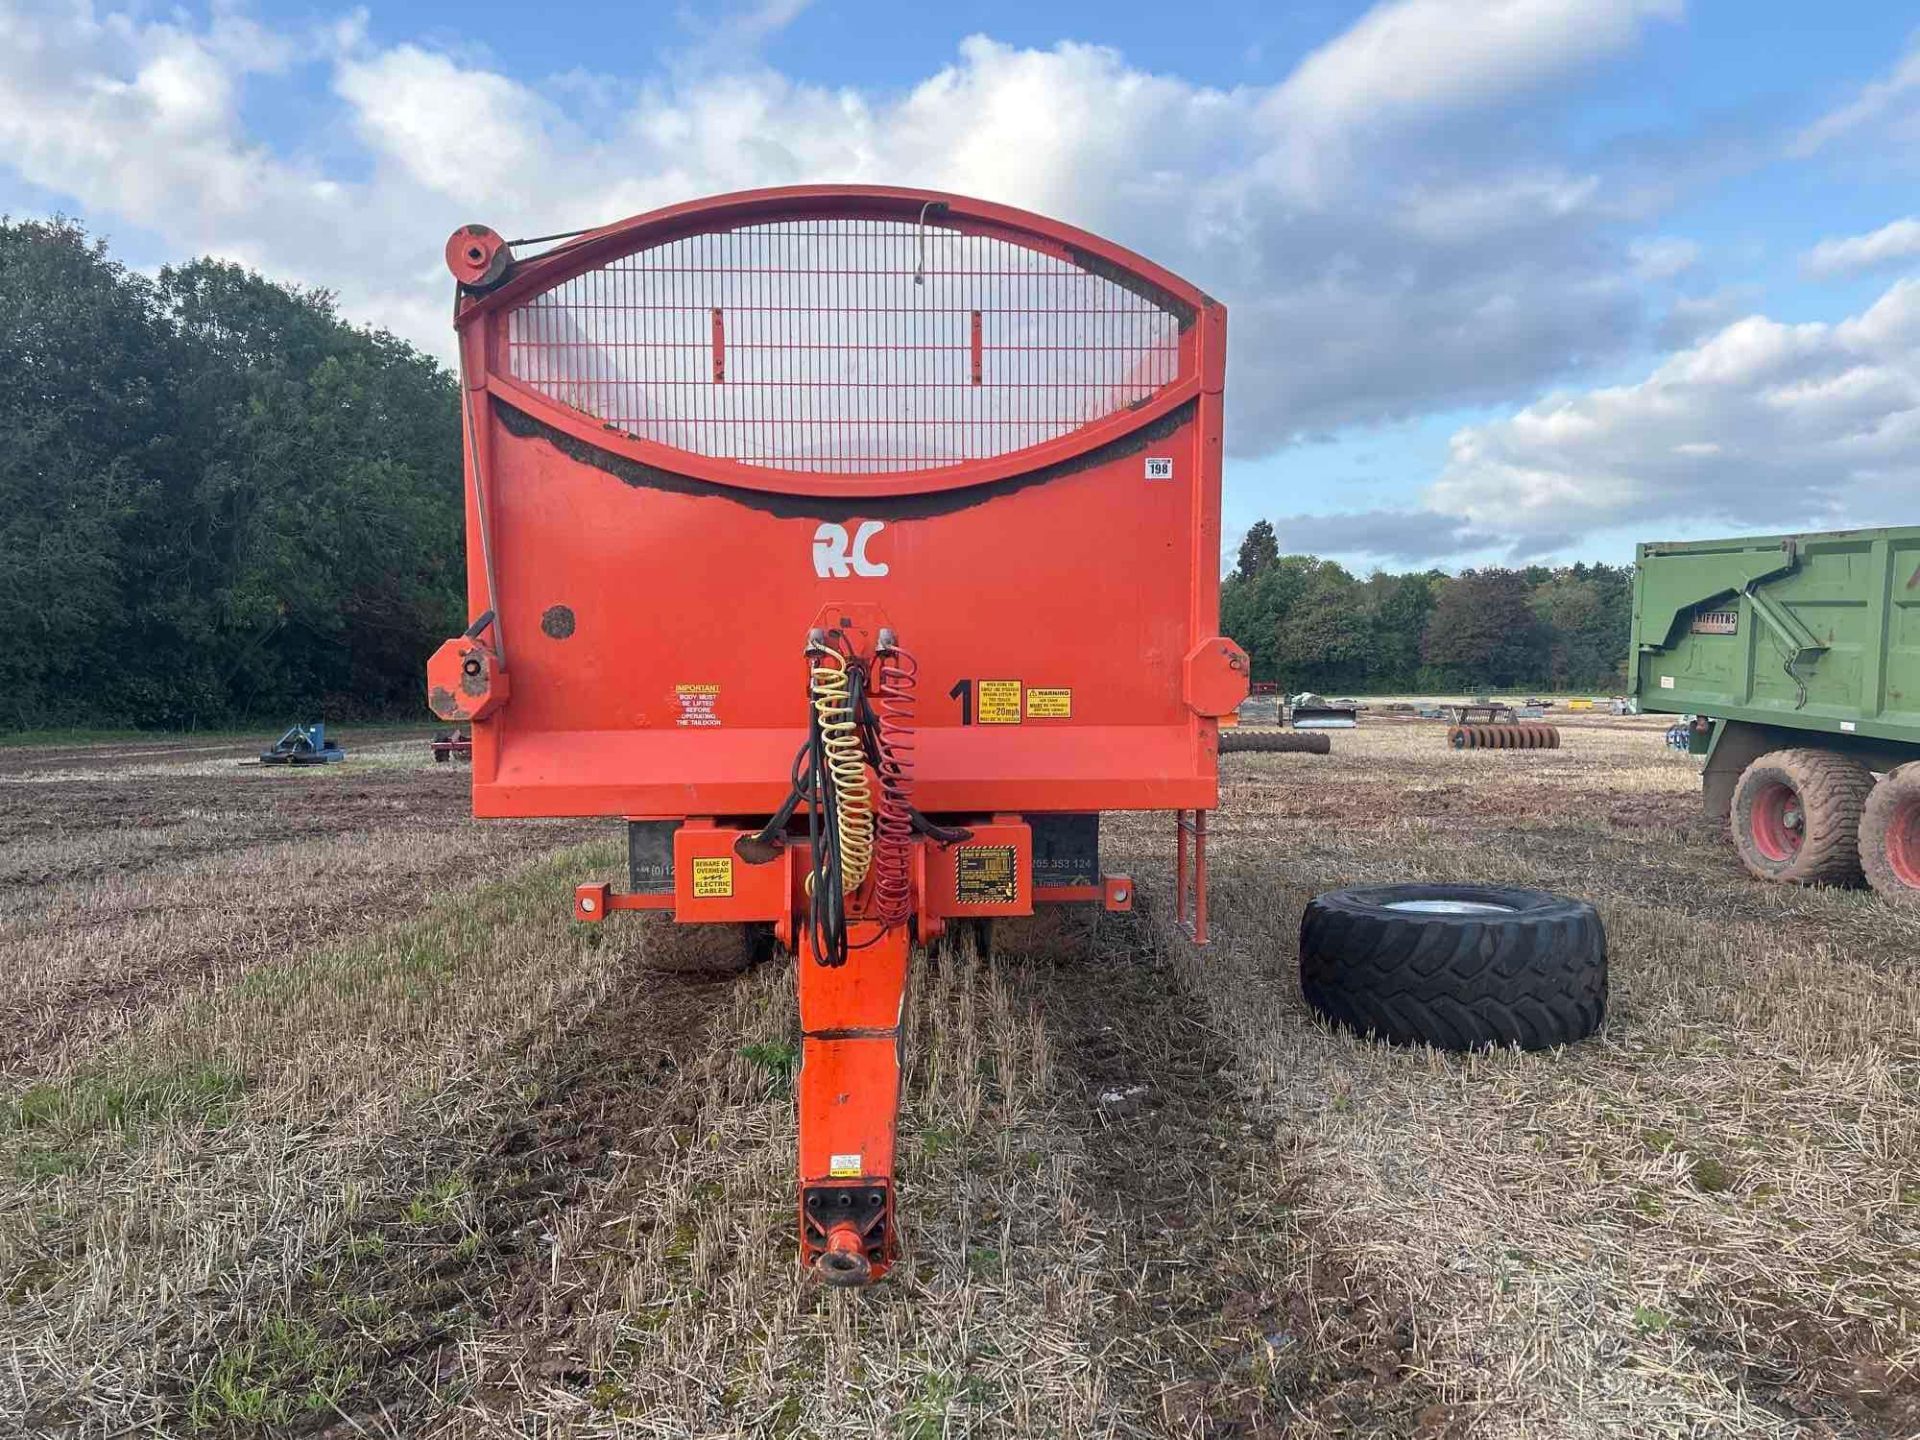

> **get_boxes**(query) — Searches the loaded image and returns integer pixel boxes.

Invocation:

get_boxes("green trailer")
[1631,525,1920,899]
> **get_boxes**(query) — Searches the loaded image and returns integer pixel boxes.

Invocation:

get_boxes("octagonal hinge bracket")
[427,636,511,723]
[1183,637,1250,717]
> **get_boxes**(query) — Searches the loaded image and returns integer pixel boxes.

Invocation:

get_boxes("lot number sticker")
[1145,457,1173,480]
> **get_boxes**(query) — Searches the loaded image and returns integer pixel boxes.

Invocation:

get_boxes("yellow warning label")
[956,845,1018,904]
[977,679,1022,724]
[690,856,733,898]
[1026,687,1072,719]
[829,1152,863,1177]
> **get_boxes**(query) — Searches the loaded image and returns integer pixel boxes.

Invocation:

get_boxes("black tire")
[1299,884,1605,1052]
[1859,767,1920,903]
[975,906,1097,960]
[1729,748,1871,886]
[642,920,778,975]
[1221,731,1331,755]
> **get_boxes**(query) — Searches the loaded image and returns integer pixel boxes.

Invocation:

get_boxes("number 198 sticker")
[1144,457,1173,480]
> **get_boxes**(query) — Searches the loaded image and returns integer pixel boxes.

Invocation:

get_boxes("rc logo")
[812,520,889,579]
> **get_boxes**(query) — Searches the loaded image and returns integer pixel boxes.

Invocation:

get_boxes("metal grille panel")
[505,220,1185,473]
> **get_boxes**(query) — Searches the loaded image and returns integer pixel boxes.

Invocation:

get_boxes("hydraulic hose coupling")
[816,1222,872,1288]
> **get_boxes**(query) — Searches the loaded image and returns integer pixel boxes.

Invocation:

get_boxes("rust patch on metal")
[541,605,577,640]
[429,685,468,722]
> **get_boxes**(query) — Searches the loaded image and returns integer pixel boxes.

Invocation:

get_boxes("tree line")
[1222,521,1632,695]
[1,219,463,730]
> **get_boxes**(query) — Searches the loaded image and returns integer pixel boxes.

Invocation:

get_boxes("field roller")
[426,188,1245,1285]
[1448,723,1561,750]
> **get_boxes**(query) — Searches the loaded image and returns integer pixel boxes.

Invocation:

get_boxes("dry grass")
[0,717,1915,1437]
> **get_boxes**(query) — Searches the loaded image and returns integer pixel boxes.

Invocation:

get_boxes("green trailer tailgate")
[1631,526,1920,746]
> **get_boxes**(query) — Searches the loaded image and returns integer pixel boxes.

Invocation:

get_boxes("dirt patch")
[1606,792,1702,831]
[1021,908,1445,1436]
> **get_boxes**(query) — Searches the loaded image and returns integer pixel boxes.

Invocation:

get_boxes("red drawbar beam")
[796,919,911,1285]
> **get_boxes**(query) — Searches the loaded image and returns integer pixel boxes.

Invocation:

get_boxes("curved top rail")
[450,187,1219,496]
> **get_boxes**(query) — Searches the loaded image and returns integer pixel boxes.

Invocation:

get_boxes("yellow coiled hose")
[810,655,873,893]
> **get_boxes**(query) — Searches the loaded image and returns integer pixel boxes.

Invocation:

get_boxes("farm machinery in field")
[430,730,472,763]
[426,187,1248,1285]
[259,723,345,765]
[1634,526,1920,898]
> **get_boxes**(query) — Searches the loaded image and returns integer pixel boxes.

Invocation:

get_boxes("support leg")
[795,920,911,1285]
[1175,809,1210,946]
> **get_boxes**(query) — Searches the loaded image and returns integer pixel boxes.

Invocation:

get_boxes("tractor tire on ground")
[1859,767,1920,902]
[642,919,778,975]
[1220,730,1331,755]
[1729,748,1872,887]
[1299,884,1606,1052]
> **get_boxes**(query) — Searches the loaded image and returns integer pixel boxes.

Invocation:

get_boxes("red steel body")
[431,186,1242,1284]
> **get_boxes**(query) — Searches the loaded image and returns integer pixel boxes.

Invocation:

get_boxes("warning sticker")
[690,856,733,898]
[977,680,1022,725]
[1027,687,1072,719]
[955,845,1018,904]
[675,683,721,728]
[829,1152,863,1178]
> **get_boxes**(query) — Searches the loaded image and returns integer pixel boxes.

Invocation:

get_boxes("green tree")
[0,220,462,729]
[1361,570,1439,692]
[0,219,187,725]
[1274,561,1369,691]
[1221,553,1321,684]
[1532,563,1632,690]
[1233,519,1279,580]
[1420,569,1547,689]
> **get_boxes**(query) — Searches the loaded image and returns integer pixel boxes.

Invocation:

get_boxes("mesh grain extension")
[505,219,1184,474]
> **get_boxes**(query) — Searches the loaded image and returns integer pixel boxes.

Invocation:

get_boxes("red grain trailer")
[428,187,1245,1285]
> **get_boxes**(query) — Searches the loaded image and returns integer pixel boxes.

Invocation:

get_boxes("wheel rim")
[1383,899,1516,916]
[1750,781,1804,861]
[1889,793,1920,889]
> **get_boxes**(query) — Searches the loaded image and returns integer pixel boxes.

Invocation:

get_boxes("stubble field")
[2,718,1914,1438]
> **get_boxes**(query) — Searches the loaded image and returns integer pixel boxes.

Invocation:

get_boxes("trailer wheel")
[1859,767,1920,902]
[1220,730,1331,755]
[971,906,1097,960]
[1299,885,1605,1052]
[644,920,778,975]
[1730,748,1872,886]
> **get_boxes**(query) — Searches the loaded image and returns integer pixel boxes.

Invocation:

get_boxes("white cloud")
[1262,0,1681,155]
[1803,216,1920,278]
[1791,36,1920,157]
[1428,277,1920,543]
[0,0,1680,459]
[1628,235,1700,280]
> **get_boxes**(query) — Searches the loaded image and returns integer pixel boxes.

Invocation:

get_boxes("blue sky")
[2,0,1915,572]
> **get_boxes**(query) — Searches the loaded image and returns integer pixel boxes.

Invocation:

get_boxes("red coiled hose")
[872,647,919,927]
